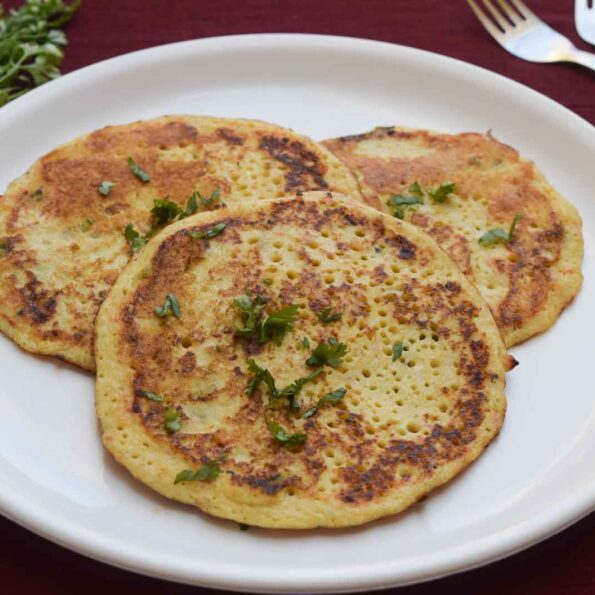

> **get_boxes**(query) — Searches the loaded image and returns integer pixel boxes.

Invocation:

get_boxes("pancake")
[0,116,361,370]
[95,191,509,529]
[323,127,583,347]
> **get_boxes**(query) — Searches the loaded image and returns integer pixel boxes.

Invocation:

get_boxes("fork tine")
[495,0,522,25]
[482,0,510,30]
[467,0,505,39]
[506,0,539,20]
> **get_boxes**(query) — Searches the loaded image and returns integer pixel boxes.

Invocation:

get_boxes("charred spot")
[178,351,196,375]
[386,234,416,260]
[444,281,462,295]
[259,135,328,191]
[232,471,294,496]
[217,128,244,146]
[17,272,58,324]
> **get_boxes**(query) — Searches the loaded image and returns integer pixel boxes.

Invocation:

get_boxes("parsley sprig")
[0,0,81,106]
[479,213,523,246]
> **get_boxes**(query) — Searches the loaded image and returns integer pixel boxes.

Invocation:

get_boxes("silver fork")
[576,0,595,45]
[467,0,595,72]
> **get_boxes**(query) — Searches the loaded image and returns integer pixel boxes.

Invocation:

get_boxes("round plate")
[0,34,594,593]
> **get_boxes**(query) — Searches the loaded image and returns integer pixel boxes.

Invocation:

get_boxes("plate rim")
[0,32,594,593]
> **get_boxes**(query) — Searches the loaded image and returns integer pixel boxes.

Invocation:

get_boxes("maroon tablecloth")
[1,1,593,593]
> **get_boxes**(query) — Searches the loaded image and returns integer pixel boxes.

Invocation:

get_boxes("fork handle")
[567,50,595,72]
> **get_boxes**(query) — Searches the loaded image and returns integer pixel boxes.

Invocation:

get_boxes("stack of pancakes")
[0,116,582,528]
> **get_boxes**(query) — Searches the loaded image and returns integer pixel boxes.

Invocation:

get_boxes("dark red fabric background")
[1,0,594,593]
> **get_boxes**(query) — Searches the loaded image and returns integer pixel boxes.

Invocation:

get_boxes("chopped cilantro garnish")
[245,359,278,398]
[164,407,181,433]
[98,181,115,197]
[316,306,343,324]
[174,460,221,484]
[154,293,181,319]
[479,213,523,246]
[262,278,273,286]
[278,368,323,411]
[392,341,404,362]
[124,223,147,253]
[266,418,307,448]
[79,218,93,232]
[198,188,221,207]
[387,182,424,219]
[428,182,457,203]
[302,387,347,418]
[234,293,297,345]
[140,390,164,402]
[150,198,183,227]
[127,157,150,183]
[306,340,348,368]
[301,337,311,350]
[188,223,226,240]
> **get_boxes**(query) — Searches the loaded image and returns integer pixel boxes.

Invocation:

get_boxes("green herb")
[245,359,278,398]
[197,188,221,207]
[259,304,299,345]
[234,294,297,345]
[0,0,81,106]
[387,182,424,219]
[124,223,147,253]
[238,523,250,531]
[262,278,273,286]
[181,193,199,218]
[428,182,456,203]
[316,306,343,324]
[303,387,347,418]
[154,293,181,319]
[188,223,226,240]
[164,407,181,433]
[306,340,348,368]
[266,419,307,448]
[301,336,310,350]
[174,460,221,484]
[79,218,93,232]
[31,187,43,200]
[278,368,323,411]
[150,198,182,227]
[0,241,7,258]
[140,390,164,402]
[479,213,523,246]
[392,341,404,362]
[127,157,150,183]
[98,180,115,197]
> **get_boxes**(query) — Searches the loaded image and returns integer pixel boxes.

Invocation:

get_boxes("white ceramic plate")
[0,34,593,593]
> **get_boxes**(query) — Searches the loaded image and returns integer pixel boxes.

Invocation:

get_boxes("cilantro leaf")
[316,306,343,324]
[266,419,307,448]
[0,0,80,106]
[140,390,164,402]
[174,460,221,484]
[301,337,311,350]
[387,182,424,219]
[245,359,278,398]
[124,223,147,253]
[302,387,347,418]
[79,218,93,232]
[428,182,457,203]
[98,180,115,197]
[479,213,523,246]
[198,188,221,207]
[234,294,297,345]
[278,368,323,411]
[127,157,151,183]
[188,223,226,240]
[154,293,181,319]
[150,198,182,228]
[259,304,299,345]
[181,193,199,218]
[164,407,181,433]
[306,340,348,368]
[392,341,404,362]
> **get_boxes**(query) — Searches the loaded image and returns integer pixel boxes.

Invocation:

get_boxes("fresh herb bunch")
[0,0,81,106]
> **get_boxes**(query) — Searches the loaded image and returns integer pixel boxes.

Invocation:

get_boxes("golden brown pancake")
[0,116,361,370]
[323,127,583,346]
[95,192,508,529]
